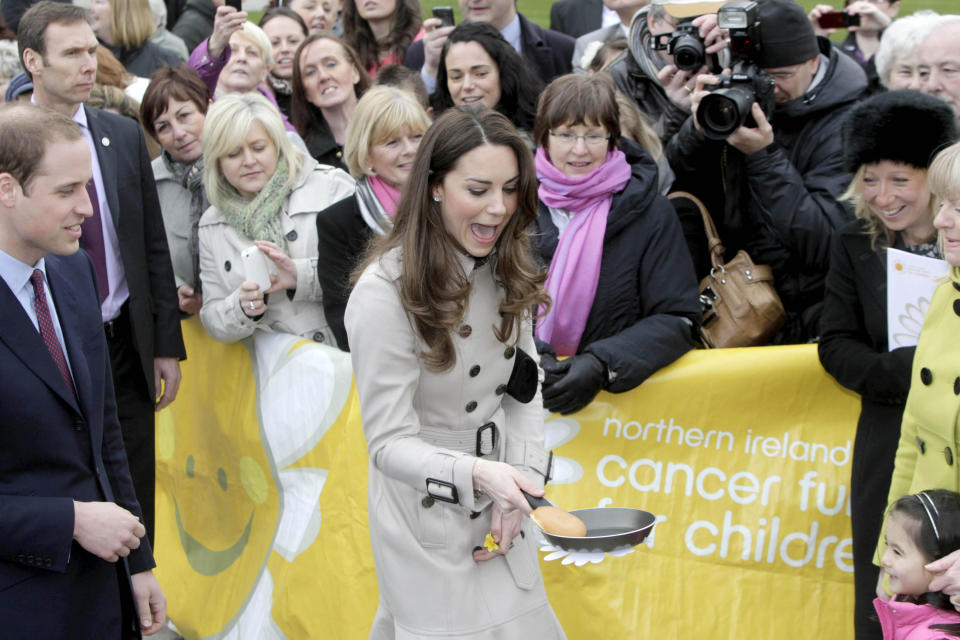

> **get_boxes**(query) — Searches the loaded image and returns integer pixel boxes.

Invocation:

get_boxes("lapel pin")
[101,137,110,147]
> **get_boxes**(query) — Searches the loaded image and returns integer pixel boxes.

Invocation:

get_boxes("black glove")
[541,353,606,415]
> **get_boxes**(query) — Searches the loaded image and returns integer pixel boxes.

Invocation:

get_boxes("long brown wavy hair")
[360,106,549,371]
[341,0,421,72]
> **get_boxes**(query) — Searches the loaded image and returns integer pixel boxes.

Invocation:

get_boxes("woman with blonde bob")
[88,0,179,77]
[345,106,565,638]
[198,92,354,344]
[818,89,958,640]
[316,85,430,349]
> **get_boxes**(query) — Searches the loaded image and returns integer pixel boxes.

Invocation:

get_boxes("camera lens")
[671,35,705,71]
[697,89,753,140]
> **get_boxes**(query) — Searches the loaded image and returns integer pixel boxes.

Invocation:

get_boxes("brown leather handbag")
[668,192,786,348]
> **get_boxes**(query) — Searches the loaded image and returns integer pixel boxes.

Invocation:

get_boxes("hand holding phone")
[226,0,241,10]
[432,6,455,27]
[817,10,860,29]
[240,246,272,292]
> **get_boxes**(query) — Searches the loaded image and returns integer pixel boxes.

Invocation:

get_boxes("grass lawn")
[418,0,958,31]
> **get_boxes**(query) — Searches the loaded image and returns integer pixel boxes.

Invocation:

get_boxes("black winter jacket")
[533,138,700,393]
[104,41,180,79]
[667,37,867,343]
[817,219,915,639]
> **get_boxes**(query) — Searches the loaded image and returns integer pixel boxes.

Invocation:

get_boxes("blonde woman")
[88,0,179,77]
[818,90,958,640]
[198,92,354,344]
[315,85,429,349]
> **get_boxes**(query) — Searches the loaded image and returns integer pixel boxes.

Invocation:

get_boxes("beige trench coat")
[345,248,565,639]
[198,156,355,344]
[152,154,199,289]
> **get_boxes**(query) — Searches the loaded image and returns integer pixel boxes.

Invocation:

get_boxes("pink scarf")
[534,146,631,356]
[369,175,402,218]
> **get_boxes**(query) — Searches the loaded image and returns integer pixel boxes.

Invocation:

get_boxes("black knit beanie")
[842,90,959,172]
[755,0,820,68]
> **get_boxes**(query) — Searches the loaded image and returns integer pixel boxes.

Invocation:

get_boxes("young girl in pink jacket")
[875,490,960,639]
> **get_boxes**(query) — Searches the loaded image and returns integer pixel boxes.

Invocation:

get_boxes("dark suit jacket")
[84,106,186,397]
[403,13,575,85]
[0,251,154,638]
[549,0,603,38]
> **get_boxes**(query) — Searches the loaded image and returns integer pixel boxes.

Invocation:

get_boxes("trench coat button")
[224,260,231,272]
[503,346,515,359]
[917,436,926,454]
[954,282,960,293]
[458,324,472,338]
[470,510,482,519]
[947,447,955,466]
[954,299,960,317]
[421,496,435,508]
[469,365,480,377]
[495,384,507,395]
[465,401,477,413]
[312,332,325,343]
[920,367,933,385]
[955,377,960,396]
[286,230,298,242]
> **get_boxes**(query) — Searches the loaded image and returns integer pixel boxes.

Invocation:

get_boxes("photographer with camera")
[667,0,867,344]
[605,0,727,144]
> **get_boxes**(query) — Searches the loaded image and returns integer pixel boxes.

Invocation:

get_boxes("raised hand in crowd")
[420,17,455,80]
[208,4,249,59]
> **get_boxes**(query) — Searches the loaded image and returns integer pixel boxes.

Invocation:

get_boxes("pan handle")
[521,490,554,510]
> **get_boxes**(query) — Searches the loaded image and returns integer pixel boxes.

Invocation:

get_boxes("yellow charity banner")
[156,321,860,639]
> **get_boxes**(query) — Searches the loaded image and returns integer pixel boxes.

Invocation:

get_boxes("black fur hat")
[843,90,959,172]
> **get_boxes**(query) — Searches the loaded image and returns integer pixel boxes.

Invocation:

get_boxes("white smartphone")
[240,245,272,292]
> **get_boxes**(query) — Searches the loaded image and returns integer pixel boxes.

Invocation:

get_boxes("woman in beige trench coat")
[345,106,566,639]
[197,92,354,344]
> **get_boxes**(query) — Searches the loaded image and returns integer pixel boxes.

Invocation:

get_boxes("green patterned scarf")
[218,159,292,251]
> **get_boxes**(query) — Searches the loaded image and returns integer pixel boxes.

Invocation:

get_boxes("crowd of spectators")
[4,0,960,636]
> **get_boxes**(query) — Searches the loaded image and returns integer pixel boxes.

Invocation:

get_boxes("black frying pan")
[523,492,657,553]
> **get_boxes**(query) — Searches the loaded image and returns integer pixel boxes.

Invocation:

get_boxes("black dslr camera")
[695,1,776,140]
[651,19,707,72]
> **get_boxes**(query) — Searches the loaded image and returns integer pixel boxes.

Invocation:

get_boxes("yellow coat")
[877,267,960,562]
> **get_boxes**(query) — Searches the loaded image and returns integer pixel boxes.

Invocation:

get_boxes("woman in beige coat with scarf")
[345,107,566,638]
[198,92,354,344]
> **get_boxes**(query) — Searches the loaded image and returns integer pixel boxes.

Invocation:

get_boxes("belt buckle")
[475,421,498,457]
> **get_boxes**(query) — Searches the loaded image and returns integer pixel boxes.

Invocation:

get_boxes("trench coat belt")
[418,423,499,457]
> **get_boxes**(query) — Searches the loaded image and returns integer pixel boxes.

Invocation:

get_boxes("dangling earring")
[433,195,441,202]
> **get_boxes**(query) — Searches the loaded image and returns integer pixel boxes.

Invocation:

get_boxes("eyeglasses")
[765,68,799,81]
[549,130,610,147]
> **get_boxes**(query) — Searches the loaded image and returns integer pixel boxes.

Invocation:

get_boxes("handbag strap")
[668,191,725,270]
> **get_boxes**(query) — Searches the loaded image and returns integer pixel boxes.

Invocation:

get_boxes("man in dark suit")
[404,0,574,93]
[550,0,603,38]
[0,103,165,637]
[18,1,186,544]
